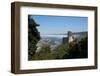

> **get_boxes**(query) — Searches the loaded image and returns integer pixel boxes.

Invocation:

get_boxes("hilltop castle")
[62,31,87,44]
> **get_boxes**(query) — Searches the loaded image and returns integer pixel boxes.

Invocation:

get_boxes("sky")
[31,15,88,35]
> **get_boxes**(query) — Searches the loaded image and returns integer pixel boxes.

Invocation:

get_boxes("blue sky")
[31,15,88,35]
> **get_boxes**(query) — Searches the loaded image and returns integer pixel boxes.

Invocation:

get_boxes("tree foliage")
[32,44,55,60]
[63,37,88,59]
[28,15,41,60]
[30,37,88,60]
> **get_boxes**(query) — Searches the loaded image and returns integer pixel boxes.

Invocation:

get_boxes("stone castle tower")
[63,31,75,44]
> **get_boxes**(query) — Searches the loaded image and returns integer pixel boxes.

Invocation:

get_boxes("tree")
[63,37,88,59]
[54,44,69,59]
[32,44,54,60]
[79,37,88,58]
[28,15,41,60]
